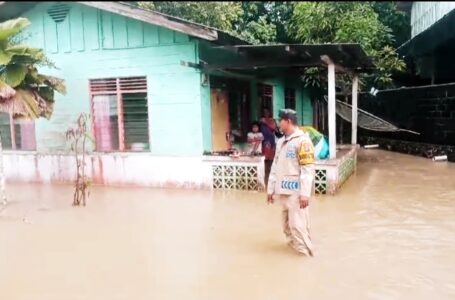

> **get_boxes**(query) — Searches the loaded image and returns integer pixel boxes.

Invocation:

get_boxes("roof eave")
[78,2,218,41]
[398,7,455,57]
[205,43,375,73]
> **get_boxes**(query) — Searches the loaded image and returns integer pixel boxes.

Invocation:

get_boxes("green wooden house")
[0,2,372,193]
[0,1,314,154]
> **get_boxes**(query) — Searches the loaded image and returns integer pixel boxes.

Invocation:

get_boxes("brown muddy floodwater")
[1,149,455,300]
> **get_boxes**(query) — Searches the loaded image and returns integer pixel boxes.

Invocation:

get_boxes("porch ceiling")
[202,43,375,76]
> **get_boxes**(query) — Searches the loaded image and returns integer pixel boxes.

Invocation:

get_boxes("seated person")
[247,122,264,155]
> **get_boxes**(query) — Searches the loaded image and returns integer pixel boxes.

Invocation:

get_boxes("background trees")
[135,1,410,91]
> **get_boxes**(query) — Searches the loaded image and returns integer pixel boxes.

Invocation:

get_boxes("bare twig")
[65,113,92,206]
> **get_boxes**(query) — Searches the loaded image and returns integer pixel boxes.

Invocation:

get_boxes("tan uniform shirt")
[267,129,315,198]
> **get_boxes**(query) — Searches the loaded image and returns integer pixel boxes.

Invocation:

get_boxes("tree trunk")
[0,130,7,205]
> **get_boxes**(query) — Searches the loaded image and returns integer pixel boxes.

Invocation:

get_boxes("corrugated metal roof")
[410,2,455,38]
[399,8,455,57]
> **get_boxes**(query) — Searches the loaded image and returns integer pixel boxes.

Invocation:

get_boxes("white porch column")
[327,61,336,159]
[351,74,359,145]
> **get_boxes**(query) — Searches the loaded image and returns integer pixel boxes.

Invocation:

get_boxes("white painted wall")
[3,152,213,189]
[2,148,358,195]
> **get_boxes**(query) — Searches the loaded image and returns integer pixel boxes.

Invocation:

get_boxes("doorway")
[210,89,231,151]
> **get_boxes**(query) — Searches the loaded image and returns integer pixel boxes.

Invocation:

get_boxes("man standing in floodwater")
[267,109,315,256]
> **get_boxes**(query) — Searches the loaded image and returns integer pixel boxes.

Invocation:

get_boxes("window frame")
[284,87,296,110]
[0,113,36,151]
[89,76,149,152]
[258,83,274,116]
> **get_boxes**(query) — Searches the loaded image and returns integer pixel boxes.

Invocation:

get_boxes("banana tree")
[0,17,66,205]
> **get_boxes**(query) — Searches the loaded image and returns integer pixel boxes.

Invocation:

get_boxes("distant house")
[399,2,455,84]
[356,2,455,156]
[0,2,371,193]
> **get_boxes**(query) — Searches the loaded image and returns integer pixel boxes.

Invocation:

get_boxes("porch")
[196,43,374,194]
[201,144,358,195]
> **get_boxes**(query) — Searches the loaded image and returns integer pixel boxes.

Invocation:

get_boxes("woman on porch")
[260,108,279,185]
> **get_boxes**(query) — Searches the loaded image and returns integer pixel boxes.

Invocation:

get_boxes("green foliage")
[137,1,290,44]
[269,2,295,43]
[235,15,276,44]
[0,17,65,119]
[290,2,407,91]
[0,18,31,40]
[138,2,243,32]
[367,45,406,87]
[372,2,411,47]
[234,2,295,44]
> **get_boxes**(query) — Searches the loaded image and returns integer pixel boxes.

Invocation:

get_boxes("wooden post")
[351,74,359,145]
[327,60,336,159]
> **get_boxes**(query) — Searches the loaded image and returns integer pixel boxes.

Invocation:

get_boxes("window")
[258,84,273,115]
[285,88,296,110]
[0,113,36,150]
[89,76,149,152]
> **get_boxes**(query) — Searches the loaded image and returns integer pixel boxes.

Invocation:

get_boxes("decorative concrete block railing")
[313,145,359,194]
[202,156,266,191]
[204,145,359,195]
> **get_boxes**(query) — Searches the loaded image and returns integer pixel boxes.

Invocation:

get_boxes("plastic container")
[364,144,379,149]
[432,155,447,162]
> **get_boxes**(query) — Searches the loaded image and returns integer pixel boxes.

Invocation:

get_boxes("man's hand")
[267,194,274,204]
[299,196,309,209]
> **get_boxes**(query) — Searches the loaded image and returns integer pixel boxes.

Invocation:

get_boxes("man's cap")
[278,109,297,121]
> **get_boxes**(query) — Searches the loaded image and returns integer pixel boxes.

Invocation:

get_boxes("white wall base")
[3,152,213,189]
